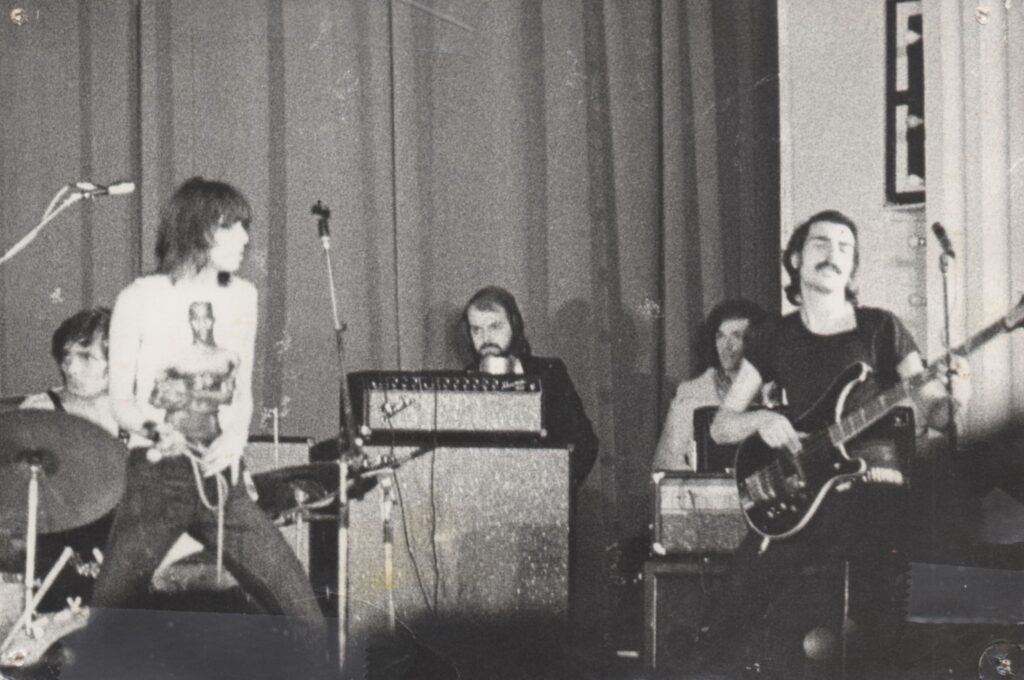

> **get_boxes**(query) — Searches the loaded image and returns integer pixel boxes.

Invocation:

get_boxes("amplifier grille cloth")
[653,474,747,555]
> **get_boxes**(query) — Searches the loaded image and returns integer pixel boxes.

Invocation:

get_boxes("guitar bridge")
[783,475,806,494]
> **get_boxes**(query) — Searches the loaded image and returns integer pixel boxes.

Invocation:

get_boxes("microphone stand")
[0,182,135,267]
[939,249,958,456]
[312,200,365,673]
[0,186,84,267]
[934,246,958,560]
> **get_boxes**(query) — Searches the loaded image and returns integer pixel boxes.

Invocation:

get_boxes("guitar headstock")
[1006,295,1024,331]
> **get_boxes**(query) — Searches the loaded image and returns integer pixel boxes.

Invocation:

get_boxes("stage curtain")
[0,0,779,638]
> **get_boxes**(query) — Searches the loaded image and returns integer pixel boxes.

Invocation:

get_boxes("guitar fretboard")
[827,313,1011,446]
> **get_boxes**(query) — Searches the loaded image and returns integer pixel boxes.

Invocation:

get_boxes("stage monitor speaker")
[346,445,571,674]
[244,436,314,572]
[645,556,909,676]
[643,557,729,672]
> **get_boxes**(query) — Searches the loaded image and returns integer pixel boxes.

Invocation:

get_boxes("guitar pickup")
[743,471,776,505]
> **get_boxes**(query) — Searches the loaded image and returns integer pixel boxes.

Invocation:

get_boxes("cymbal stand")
[292,487,309,565]
[23,459,40,617]
[1,548,74,653]
[379,472,396,633]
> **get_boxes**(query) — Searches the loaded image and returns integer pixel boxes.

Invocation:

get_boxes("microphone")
[72,180,136,199]
[931,222,955,259]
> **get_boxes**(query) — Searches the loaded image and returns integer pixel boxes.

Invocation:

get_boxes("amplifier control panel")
[349,371,546,444]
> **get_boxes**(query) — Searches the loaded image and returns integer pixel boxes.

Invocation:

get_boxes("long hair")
[462,286,532,358]
[51,306,112,365]
[782,209,860,306]
[696,298,767,375]
[155,177,251,279]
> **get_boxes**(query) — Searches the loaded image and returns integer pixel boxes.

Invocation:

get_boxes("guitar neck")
[828,313,1010,446]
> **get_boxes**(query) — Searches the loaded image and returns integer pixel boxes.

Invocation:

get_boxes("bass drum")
[33,512,113,612]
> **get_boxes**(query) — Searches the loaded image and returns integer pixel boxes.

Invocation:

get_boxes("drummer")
[20,306,119,436]
[18,306,125,610]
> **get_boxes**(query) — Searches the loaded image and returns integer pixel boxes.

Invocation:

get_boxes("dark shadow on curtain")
[261,0,288,413]
[424,301,467,369]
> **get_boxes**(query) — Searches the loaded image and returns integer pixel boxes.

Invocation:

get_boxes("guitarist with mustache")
[687,210,970,678]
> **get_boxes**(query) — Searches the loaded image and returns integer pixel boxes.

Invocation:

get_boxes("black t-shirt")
[745,306,919,418]
[743,306,921,550]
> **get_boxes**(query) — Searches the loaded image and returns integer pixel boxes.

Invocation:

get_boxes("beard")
[477,343,510,358]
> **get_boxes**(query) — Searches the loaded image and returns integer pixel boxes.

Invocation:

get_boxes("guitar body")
[735,363,879,539]
[733,294,1024,540]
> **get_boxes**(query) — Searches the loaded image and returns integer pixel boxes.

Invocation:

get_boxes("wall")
[924,0,1024,541]
[777,0,927,345]
[779,0,1024,542]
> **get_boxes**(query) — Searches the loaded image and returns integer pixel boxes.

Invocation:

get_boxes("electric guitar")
[735,296,1024,540]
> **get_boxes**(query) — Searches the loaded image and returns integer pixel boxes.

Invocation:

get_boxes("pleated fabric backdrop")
[0,0,779,639]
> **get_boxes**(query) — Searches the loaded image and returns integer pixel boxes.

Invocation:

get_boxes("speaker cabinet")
[245,435,312,470]
[643,557,729,672]
[245,436,315,571]
[644,556,911,677]
[346,445,571,674]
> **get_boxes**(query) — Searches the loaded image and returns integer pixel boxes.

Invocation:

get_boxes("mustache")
[816,262,842,274]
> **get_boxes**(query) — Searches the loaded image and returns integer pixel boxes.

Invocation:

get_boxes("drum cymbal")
[252,461,340,493]
[0,410,127,534]
[251,461,377,523]
[251,462,339,521]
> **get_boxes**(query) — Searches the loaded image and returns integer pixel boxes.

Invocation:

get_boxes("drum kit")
[0,409,124,667]
[0,409,352,670]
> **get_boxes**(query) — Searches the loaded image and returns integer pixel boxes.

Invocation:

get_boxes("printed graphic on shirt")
[149,301,238,446]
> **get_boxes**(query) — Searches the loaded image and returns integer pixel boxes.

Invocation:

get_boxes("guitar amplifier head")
[347,370,545,445]
[652,472,748,556]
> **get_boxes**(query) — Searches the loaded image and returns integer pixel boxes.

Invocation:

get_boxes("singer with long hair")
[77,177,327,677]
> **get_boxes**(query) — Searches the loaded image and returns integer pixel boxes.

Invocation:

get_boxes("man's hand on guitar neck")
[901,351,971,432]
[755,410,804,454]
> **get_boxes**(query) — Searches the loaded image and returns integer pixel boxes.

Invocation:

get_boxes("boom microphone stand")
[312,200,366,673]
[932,222,959,563]
[933,223,959,453]
[0,181,134,267]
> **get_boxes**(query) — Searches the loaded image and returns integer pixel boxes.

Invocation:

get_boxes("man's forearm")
[711,408,771,445]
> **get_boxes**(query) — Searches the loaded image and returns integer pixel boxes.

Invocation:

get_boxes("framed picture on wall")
[886,0,925,205]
